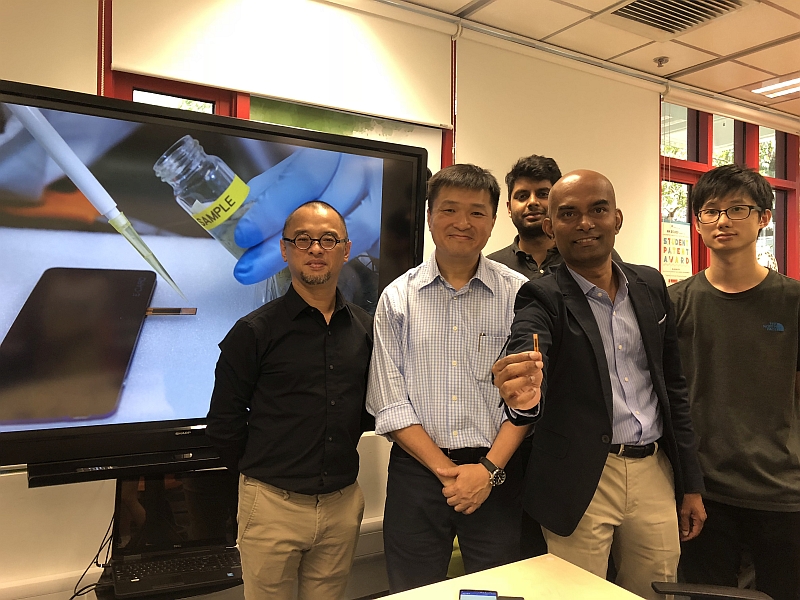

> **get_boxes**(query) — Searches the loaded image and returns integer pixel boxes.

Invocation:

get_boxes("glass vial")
[154,135,252,258]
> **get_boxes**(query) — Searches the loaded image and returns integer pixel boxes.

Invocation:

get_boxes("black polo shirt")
[206,284,373,494]
[487,236,563,279]
[488,237,622,280]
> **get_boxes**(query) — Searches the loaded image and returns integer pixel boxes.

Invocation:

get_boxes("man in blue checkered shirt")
[366,164,531,593]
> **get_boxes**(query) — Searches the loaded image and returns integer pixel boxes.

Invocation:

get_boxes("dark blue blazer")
[507,261,704,537]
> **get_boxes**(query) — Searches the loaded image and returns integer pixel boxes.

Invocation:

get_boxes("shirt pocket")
[469,334,509,382]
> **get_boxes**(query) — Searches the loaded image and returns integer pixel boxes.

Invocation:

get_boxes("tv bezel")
[0,79,428,486]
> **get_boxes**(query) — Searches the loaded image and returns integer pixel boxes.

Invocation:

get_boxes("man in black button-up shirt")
[207,201,373,600]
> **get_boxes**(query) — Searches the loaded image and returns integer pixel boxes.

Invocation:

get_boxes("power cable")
[68,515,114,599]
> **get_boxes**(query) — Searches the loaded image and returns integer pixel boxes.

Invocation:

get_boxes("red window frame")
[661,108,800,279]
[111,72,249,119]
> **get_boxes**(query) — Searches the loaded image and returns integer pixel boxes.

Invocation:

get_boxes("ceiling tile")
[768,96,800,118]
[402,0,468,13]
[613,41,716,76]
[675,3,800,58]
[764,0,800,18]
[558,0,620,12]
[469,0,588,40]
[736,37,800,75]
[674,61,776,93]
[543,17,653,60]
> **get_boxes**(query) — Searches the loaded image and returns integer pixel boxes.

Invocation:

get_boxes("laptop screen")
[112,469,239,558]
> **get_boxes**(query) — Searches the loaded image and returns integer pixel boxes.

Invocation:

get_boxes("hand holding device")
[233,147,383,284]
[491,347,544,411]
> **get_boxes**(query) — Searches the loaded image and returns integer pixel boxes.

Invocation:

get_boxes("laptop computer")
[110,469,242,598]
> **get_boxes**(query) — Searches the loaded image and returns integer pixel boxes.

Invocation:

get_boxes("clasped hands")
[435,463,492,515]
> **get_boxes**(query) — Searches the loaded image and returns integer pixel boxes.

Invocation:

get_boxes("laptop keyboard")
[114,551,241,578]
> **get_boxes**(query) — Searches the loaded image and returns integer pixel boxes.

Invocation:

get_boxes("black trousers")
[383,444,523,593]
[680,499,800,600]
[518,437,548,559]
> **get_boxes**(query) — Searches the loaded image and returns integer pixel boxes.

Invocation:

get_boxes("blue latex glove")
[233,147,383,285]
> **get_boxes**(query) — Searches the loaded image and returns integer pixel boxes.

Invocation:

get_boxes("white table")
[384,554,643,600]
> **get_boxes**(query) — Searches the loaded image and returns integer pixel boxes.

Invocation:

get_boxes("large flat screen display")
[0,80,427,483]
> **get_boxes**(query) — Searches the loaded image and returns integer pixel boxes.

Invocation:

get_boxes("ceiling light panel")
[766,85,800,98]
[752,77,800,94]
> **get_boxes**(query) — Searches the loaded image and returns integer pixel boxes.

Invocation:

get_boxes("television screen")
[0,80,427,483]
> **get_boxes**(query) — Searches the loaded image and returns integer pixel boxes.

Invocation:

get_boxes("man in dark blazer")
[492,170,706,600]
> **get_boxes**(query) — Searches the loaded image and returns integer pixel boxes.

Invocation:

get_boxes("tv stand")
[27,447,224,487]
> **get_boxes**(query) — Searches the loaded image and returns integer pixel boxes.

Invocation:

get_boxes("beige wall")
[0,0,97,94]
[456,33,662,267]
[0,474,114,599]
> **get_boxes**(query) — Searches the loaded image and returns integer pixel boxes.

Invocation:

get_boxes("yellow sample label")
[192,176,250,230]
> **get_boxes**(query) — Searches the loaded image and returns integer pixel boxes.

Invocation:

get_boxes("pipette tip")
[109,214,186,299]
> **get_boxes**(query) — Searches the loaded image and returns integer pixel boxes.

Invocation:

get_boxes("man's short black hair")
[505,155,562,200]
[282,200,348,238]
[691,164,774,215]
[427,164,501,215]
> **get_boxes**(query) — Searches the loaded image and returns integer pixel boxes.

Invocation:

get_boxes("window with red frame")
[105,72,249,119]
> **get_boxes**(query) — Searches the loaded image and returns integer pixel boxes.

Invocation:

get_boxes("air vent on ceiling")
[595,0,751,42]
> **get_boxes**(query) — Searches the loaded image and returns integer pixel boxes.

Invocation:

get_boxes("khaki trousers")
[542,449,681,600]
[237,475,365,600]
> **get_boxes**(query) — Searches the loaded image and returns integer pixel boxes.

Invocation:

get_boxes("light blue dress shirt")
[366,253,528,449]
[567,263,663,445]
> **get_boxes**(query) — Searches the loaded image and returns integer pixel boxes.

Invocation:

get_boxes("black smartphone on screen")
[0,268,155,423]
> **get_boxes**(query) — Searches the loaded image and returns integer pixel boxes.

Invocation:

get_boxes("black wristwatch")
[479,456,506,487]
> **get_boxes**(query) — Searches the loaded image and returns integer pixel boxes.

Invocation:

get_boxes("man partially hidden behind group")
[488,154,563,279]
[493,169,706,599]
[206,201,373,600]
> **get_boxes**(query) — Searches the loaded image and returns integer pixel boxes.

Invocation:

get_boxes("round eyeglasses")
[696,205,760,224]
[282,233,348,250]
